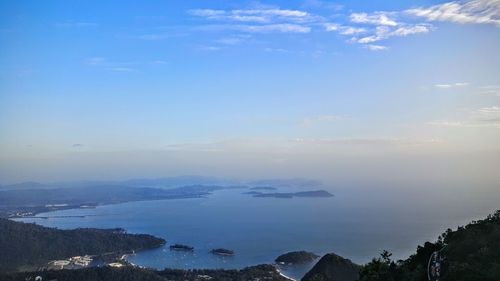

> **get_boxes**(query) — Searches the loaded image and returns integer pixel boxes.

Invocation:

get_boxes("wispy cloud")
[135,33,170,40]
[188,1,497,51]
[340,26,367,35]
[198,45,222,51]
[427,105,500,129]
[365,44,389,51]
[324,24,366,34]
[427,120,465,127]
[478,85,500,96]
[407,0,500,26]
[240,23,311,33]
[198,23,311,33]
[291,137,444,147]
[357,24,431,44]
[188,8,314,23]
[474,106,500,122]
[150,60,168,65]
[435,82,469,88]
[350,12,398,26]
[301,0,343,11]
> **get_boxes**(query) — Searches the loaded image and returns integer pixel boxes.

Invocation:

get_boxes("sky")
[0,0,499,187]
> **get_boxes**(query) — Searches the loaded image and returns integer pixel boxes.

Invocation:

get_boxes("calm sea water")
[17,186,500,280]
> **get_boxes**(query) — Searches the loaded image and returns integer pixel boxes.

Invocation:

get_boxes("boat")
[169,244,194,251]
[210,248,235,256]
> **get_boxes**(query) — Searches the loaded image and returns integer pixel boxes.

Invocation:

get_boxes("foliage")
[359,210,500,281]
[301,253,361,281]
[0,219,165,272]
[0,264,289,281]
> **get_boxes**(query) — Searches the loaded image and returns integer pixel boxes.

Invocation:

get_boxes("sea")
[16,185,500,280]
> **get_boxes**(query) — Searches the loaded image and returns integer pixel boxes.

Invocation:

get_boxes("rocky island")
[275,251,320,265]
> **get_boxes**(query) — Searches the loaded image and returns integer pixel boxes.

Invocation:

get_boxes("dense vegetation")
[301,253,360,281]
[0,264,289,281]
[359,210,500,281]
[0,219,165,272]
[275,251,319,264]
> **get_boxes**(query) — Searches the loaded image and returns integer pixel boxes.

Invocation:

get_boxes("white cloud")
[427,105,500,129]
[340,26,367,35]
[357,24,431,44]
[407,0,500,26]
[325,24,367,35]
[474,106,500,122]
[365,44,388,51]
[197,23,311,33]
[230,24,312,33]
[324,23,340,31]
[189,1,497,51]
[291,137,444,146]
[136,34,170,40]
[350,12,398,26]
[435,82,469,88]
[478,85,500,96]
[301,0,343,11]
[427,120,465,127]
[189,8,313,23]
[391,25,431,36]
[189,9,227,18]
[199,45,222,51]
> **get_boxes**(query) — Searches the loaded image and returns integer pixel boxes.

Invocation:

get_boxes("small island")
[249,190,334,199]
[275,251,320,265]
[169,244,194,251]
[210,248,235,256]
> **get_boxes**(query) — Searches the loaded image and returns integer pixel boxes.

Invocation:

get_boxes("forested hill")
[0,264,290,281]
[0,219,165,272]
[359,210,500,281]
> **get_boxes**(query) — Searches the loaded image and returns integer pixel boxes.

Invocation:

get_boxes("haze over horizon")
[1,0,499,190]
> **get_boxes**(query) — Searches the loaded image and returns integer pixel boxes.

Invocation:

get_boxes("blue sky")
[0,0,499,184]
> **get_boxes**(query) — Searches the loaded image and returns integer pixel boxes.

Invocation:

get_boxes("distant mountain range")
[0,177,332,218]
[0,176,323,190]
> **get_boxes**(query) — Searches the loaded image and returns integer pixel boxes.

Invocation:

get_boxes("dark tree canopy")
[0,219,165,272]
[359,210,500,281]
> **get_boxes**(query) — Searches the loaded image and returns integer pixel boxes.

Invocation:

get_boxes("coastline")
[277,268,298,281]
